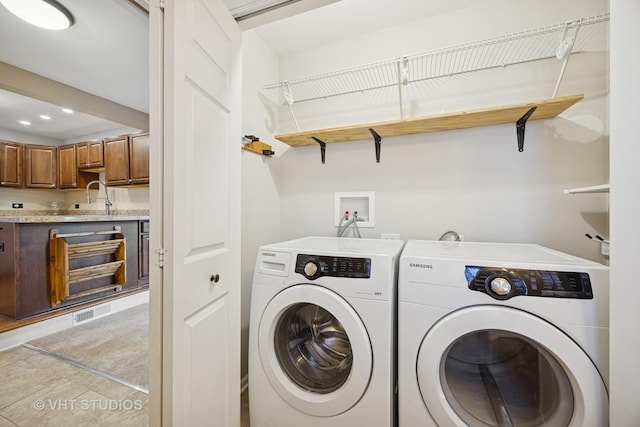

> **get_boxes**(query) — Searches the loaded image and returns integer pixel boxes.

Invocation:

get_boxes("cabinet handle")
[210,274,220,283]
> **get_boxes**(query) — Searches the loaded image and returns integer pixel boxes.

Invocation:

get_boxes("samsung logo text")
[410,263,433,269]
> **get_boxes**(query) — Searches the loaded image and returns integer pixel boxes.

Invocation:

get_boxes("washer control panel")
[296,254,371,280]
[465,266,593,300]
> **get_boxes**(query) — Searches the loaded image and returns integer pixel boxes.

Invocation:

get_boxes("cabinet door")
[103,136,130,185]
[25,145,57,188]
[88,140,104,167]
[0,141,24,187]
[59,144,98,189]
[139,220,150,285]
[129,133,149,185]
[77,140,104,169]
[58,144,77,188]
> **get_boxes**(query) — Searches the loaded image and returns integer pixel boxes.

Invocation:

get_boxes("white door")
[149,0,242,425]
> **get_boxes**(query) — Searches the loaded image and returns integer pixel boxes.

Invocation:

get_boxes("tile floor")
[0,345,148,426]
[0,345,250,426]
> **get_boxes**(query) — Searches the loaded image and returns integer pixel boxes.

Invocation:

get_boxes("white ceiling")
[0,0,148,141]
[252,0,486,55]
[0,0,480,141]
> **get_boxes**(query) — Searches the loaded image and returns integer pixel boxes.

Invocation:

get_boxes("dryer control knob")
[303,261,319,278]
[490,277,512,296]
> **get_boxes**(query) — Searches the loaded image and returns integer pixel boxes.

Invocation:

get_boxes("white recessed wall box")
[334,191,375,228]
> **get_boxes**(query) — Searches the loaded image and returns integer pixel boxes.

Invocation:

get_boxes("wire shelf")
[263,13,609,104]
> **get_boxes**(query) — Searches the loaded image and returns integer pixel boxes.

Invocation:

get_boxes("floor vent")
[73,304,112,326]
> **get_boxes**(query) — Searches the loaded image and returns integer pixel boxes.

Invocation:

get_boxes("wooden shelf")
[563,184,610,194]
[275,95,583,147]
[49,229,126,307]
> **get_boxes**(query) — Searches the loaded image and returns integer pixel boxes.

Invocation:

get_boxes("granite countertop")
[0,210,150,223]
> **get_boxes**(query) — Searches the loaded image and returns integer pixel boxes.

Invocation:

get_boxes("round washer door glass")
[275,303,352,394]
[443,330,573,426]
[417,306,608,426]
[258,284,373,417]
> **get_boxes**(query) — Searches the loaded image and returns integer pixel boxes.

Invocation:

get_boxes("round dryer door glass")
[274,303,352,394]
[441,330,574,426]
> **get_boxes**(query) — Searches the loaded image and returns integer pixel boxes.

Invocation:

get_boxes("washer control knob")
[490,277,512,296]
[303,261,319,278]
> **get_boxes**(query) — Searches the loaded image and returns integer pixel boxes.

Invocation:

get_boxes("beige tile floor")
[0,345,251,426]
[0,345,148,426]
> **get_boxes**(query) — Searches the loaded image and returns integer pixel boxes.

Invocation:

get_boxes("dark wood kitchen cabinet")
[77,140,104,170]
[25,144,57,188]
[58,144,98,189]
[139,220,150,285]
[0,220,144,320]
[0,140,24,188]
[104,133,149,186]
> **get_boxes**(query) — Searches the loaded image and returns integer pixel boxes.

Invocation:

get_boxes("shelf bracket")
[281,82,301,132]
[311,137,326,164]
[397,55,409,119]
[516,107,537,152]
[369,128,382,163]
[242,135,274,157]
[553,21,581,97]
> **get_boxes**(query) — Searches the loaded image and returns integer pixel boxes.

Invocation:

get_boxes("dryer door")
[258,284,372,417]
[417,306,607,426]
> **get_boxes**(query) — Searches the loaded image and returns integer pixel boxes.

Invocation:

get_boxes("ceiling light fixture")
[0,0,75,30]
[19,120,31,126]
[62,108,74,114]
[40,115,51,120]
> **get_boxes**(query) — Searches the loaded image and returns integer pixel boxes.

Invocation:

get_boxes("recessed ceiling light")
[62,108,74,114]
[40,115,51,120]
[19,120,31,126]
[0,0,75,31]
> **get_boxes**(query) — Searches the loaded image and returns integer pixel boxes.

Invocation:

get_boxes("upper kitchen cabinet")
[77,140,104,171]
[58,144,98,189]
[128,133,150,185]
[104,133,149,186]
[0,140,24,188]
[25,144,57,189]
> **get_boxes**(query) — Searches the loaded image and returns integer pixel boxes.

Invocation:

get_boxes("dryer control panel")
[465,266,593,300]
[296,254,371,280]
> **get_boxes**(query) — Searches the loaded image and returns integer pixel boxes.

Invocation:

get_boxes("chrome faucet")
[86,180,113,215]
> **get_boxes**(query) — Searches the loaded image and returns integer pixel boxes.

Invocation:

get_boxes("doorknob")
[210,274,220,283]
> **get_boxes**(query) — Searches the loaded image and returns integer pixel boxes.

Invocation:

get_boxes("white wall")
[240,30,286,379]
[610,0,640,423]
[275,0,609,262]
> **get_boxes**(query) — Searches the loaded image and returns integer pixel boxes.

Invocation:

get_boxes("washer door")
[258,284,372,417]
[417,306,607,426]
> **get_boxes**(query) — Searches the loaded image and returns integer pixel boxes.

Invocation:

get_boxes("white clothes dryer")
[398,240,609,427]
[249,236,404,427]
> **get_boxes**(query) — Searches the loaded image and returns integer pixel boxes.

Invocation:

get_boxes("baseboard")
[0,290,149,352]
[241,374,249,393]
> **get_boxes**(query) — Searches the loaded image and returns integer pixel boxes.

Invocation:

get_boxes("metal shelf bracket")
[311,136,326,164]
[369,128,382,162]
[516,107,537,152]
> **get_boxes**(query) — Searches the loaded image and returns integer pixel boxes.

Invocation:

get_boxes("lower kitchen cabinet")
[0,220,146,320]
[139,220,150,285]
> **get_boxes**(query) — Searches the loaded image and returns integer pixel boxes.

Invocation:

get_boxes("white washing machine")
[398,240,609,427]
[249,236,404,427]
